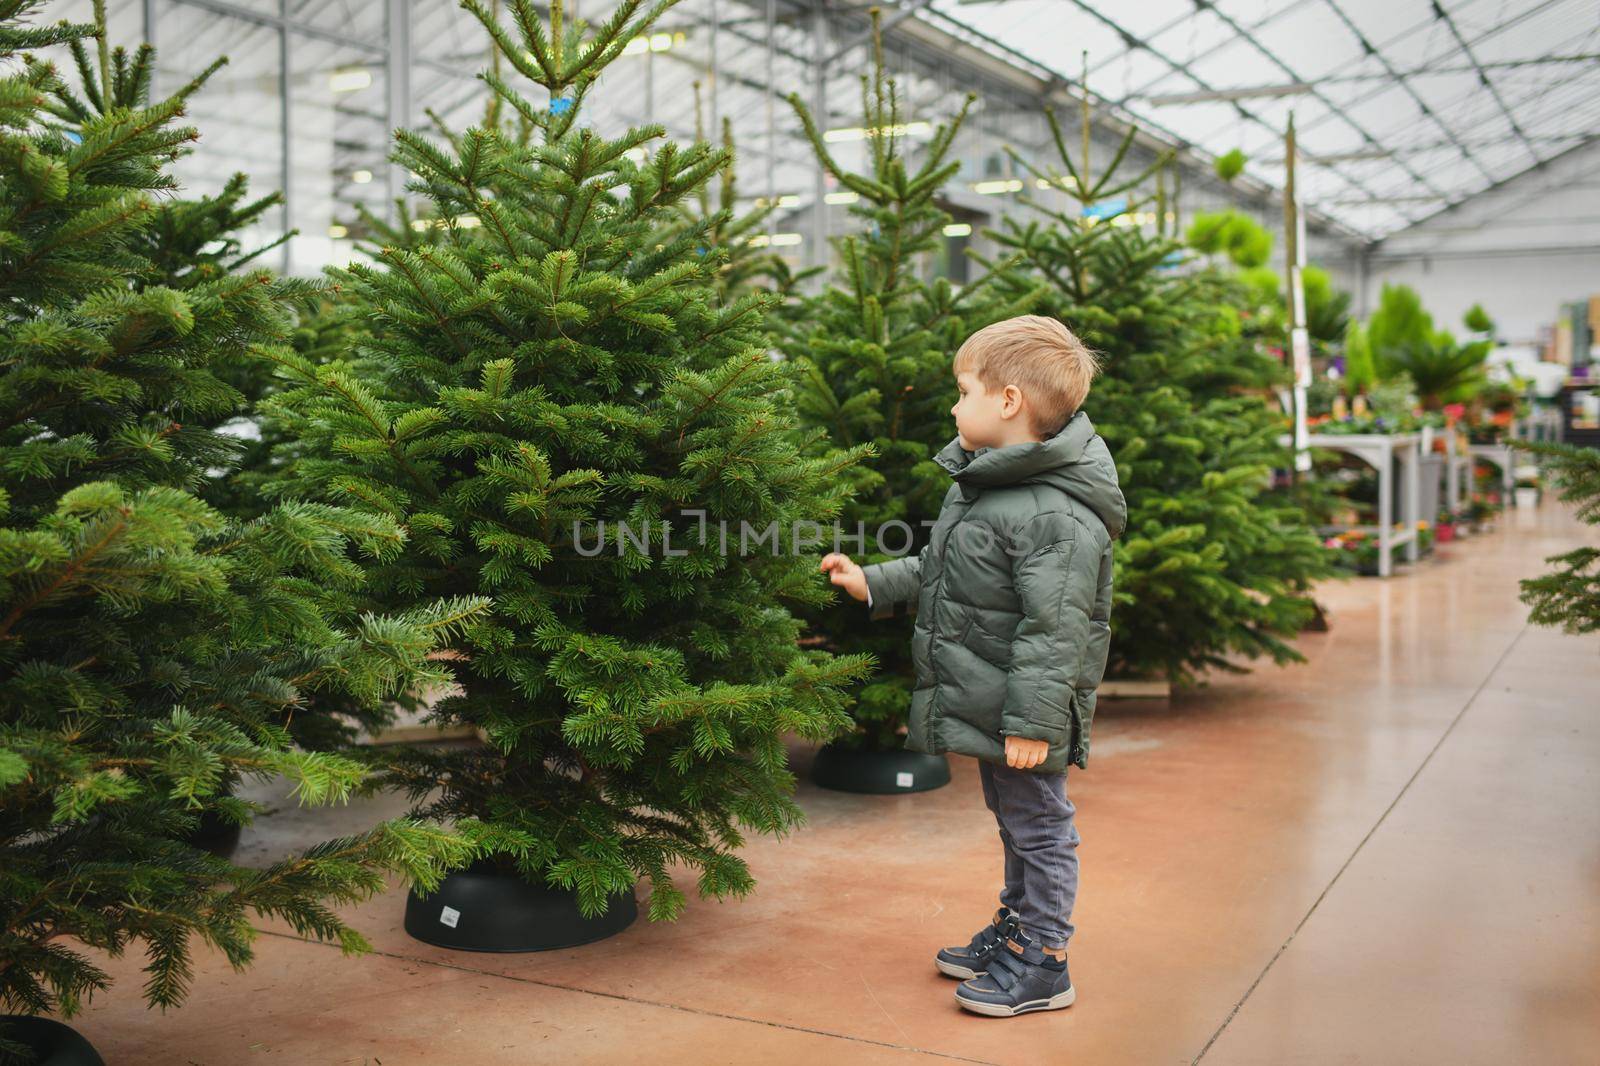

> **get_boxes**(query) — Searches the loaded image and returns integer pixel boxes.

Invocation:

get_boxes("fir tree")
[43,16,293,483]
[977,100,1331,683]
[203,293,366,524]
[262,0,872,922]
[37,4,412,752]
[134,168,295,517]
[0,1,485,1031]
[779,15,1038,748]
[1516,441,1599,634]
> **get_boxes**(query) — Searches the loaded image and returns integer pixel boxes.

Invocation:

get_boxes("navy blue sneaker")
[935,907,1019,980]
[954,927,1075,1017]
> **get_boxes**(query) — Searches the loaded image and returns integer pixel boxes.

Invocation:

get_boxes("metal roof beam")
[1359,71,1600,208]
[1375,132,1600,243]
[713,0,1049,171]
[1111,0,1320,106]
[1309,0,1565,186]
[1313,53,1600,84]
[1426,0,1541,169]
[1195,0,1450,223]
[1045,0,1413,231]
[1307,0,1564,129]
[819,0,937,67]
[1260,132,1586,164]
[904,5,1365,242]
[1144,83,1316,106]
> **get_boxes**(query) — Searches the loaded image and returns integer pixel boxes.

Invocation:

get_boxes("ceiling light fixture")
[329,66,372,93]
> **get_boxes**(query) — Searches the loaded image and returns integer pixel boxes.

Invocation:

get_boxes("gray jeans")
[979,759,1081,950]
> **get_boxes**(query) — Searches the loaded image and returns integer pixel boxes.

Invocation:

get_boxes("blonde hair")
[953,315,1100,437]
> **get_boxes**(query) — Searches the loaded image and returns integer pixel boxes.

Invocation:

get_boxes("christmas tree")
[261,0,872,922]
[1,0,484,1029]
[977,99,1331,683]
[41,3,419,752]
[780,16,1038,749]
[43,6,304,531]
[1517,441,1599,634]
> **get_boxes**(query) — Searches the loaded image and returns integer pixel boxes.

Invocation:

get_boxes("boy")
[819,315,1125,1017]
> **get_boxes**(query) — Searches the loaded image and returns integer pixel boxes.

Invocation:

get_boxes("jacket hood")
[932,410,1127,539]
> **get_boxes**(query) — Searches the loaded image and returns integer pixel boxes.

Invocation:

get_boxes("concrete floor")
[72,499,1599,1065]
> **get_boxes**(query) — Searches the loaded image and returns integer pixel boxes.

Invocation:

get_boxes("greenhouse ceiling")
[56,0,1599,264]
[926,0,1600,240]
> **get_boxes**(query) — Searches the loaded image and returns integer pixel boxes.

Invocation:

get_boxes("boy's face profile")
[953,370,1036,451]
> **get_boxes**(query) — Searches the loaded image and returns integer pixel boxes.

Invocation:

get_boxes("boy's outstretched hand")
[819,552,869,603]
[1005,736,1050,769]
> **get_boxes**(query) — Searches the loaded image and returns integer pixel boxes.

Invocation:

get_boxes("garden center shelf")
[1515,407,1564,445]
[1467,443,1517,504]
[1444,448,1472,516]
[1292,432,1424,578]
[1556,380,1600,449]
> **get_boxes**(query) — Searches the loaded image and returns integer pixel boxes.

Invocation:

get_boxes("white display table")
[1514,409,1562,444]
[1444,450,1472,515]
[1467,443,1516,504]
[1298,432,1423,577]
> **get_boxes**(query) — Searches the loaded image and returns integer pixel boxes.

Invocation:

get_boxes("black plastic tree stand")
[404,859,637,952]
[180,805,242,857]
[0,1017,106,1066]
[175,778,242,857]
[811,741,951,794]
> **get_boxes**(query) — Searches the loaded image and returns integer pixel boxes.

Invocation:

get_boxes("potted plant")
[1435,510,1457,543]
[1467,493,1500,532]
[1514,473,1541,509]
[1325,530,1399,577]
[1367,285,1490,412]
[1416,520,1436,557]
[1334,524,1431,574]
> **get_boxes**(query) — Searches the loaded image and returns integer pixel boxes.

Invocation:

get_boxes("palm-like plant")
[1375,335,1490,410]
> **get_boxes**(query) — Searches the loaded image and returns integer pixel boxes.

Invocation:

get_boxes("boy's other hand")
[1004,736,1050,769]
[819,552,869,603]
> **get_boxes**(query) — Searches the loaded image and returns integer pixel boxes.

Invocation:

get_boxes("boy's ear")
[1000,383,1027,419]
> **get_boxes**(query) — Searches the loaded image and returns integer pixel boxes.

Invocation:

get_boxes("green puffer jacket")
[862,410,1126,773]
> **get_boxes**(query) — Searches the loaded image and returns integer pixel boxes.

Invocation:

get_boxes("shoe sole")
[935,958,984,980]
[955,985,1076,1017]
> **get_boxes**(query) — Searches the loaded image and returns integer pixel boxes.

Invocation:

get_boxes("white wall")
[1362,139,1600,345]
